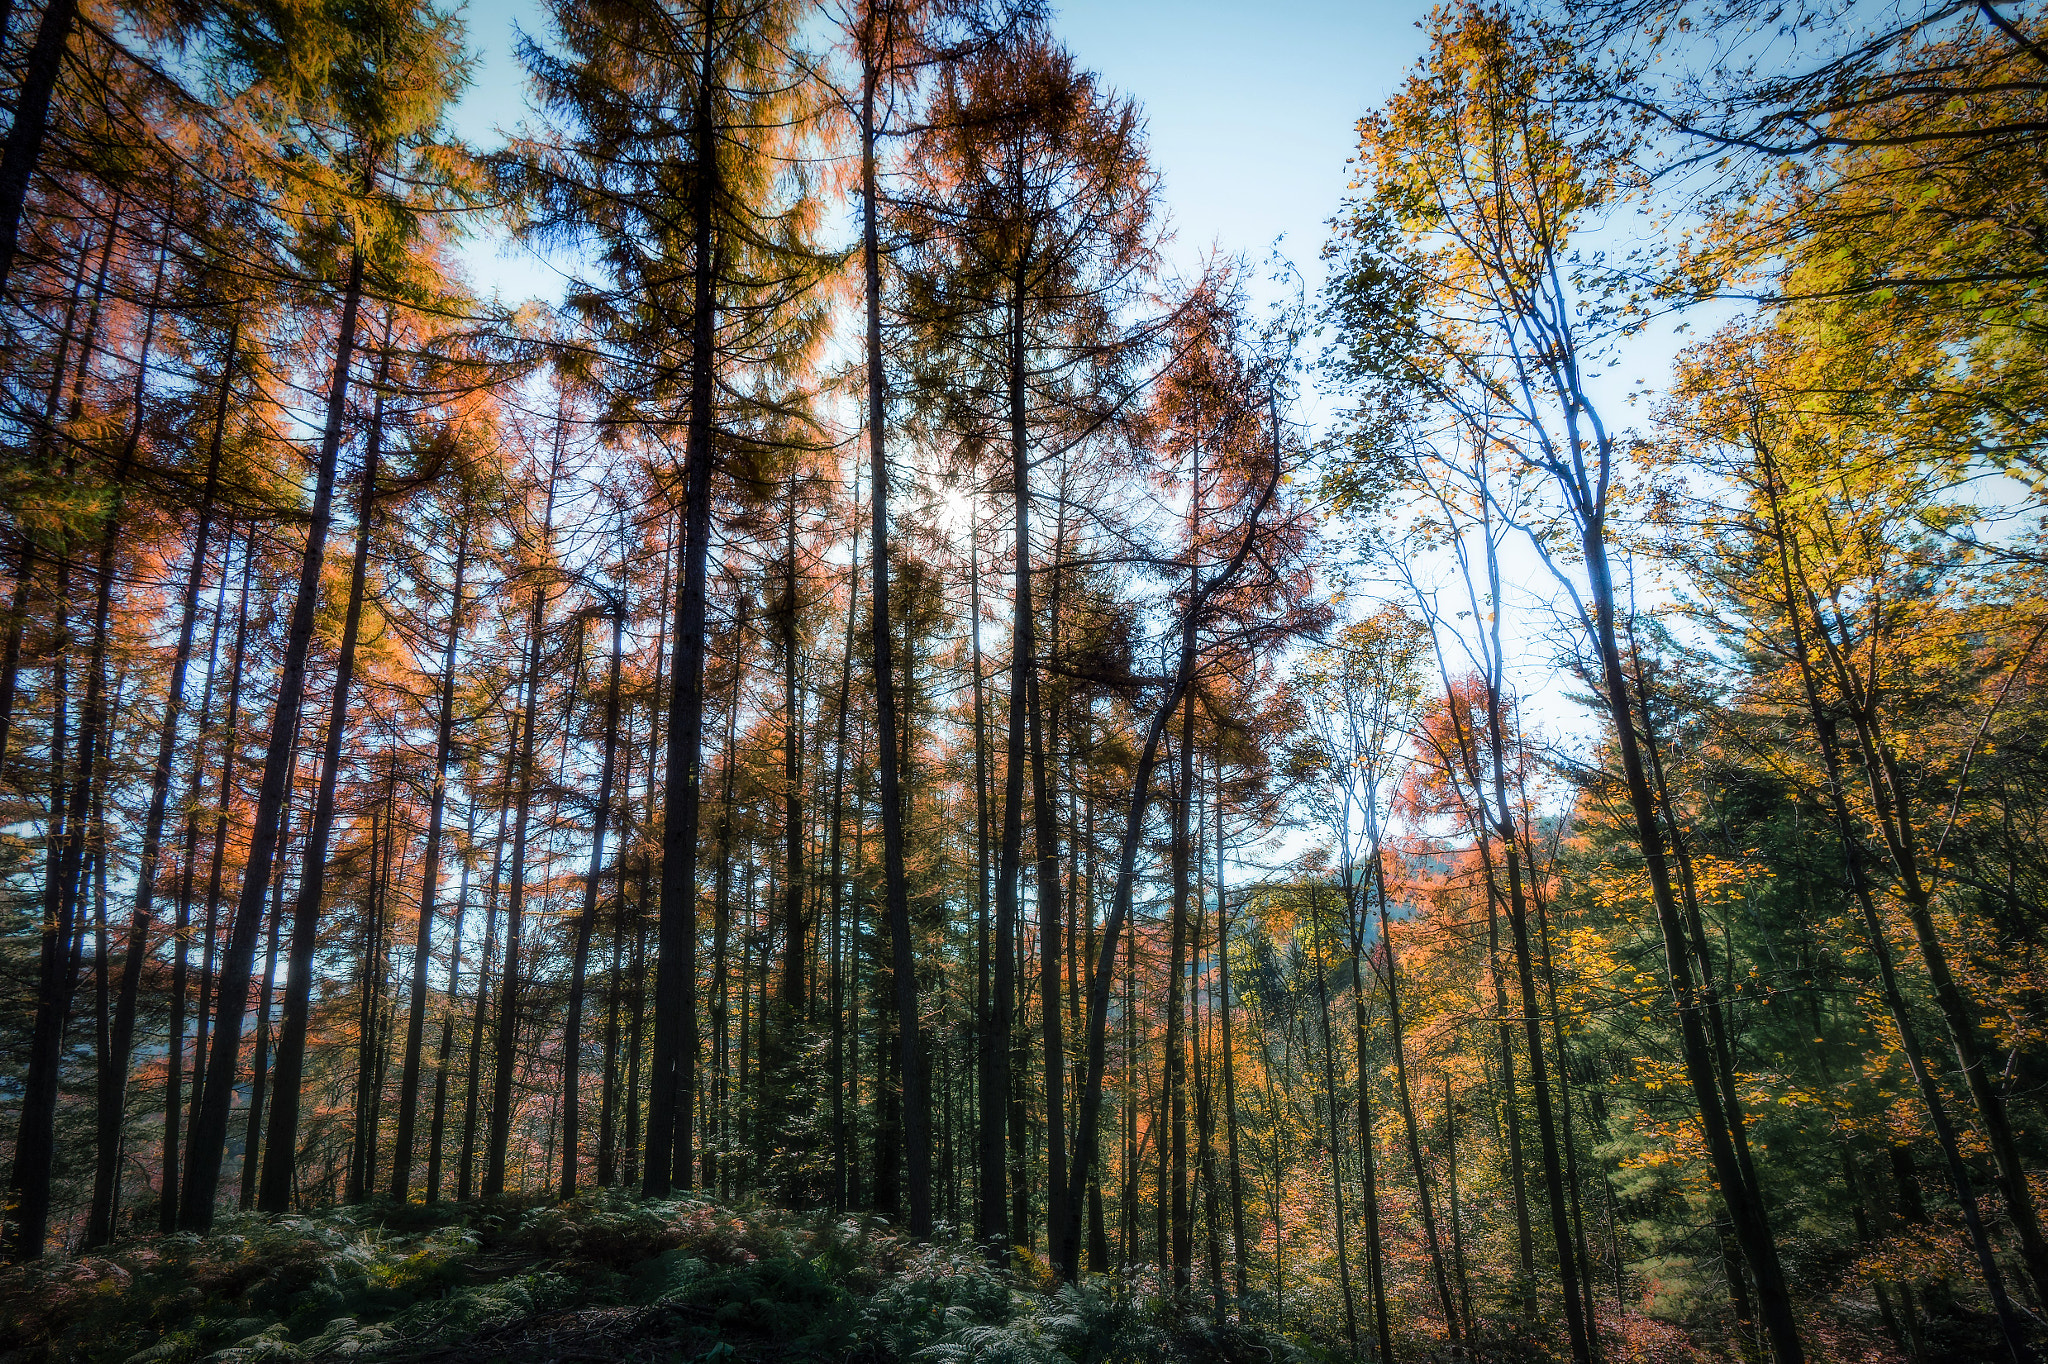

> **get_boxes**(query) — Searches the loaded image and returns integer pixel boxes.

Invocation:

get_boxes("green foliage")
[920,1280,1302,1364]
[6,1199,1296,1364]
[859,1247,1014,1358]
[667,1257,856,1352]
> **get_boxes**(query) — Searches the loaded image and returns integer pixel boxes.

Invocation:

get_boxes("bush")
[666,1256,857,1354]
[860,1246,1014,1359]
[0,1199,1305,1364]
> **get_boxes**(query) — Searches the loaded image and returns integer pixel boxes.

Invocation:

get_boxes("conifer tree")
[521,0,830,1194]
[196,0,479,1228]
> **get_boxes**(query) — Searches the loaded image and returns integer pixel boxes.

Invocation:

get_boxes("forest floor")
[0,1194,1313,1364]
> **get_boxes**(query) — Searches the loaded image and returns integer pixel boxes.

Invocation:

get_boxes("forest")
[0,0,2042,1361]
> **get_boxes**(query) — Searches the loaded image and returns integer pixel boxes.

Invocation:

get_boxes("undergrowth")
[0,1196,1302,1364]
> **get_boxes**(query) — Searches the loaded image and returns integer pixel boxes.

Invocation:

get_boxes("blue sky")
[446,0,1436,306]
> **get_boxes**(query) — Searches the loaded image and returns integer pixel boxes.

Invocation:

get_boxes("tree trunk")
[240,749,293,1210]
[459,761,513,1200]
[561,604,624,1199]
[1760,460,2036,1362]
[706,601,743,1192]
[828,513,858,1209]
[972,505,1004,1247]
[0,0,78,299]
[233,246,368,1219]
[646,0,723,1199]
[1344,879,1394,1363]
[162,563,230,1231]
[6,540,69,1260]
[428,804,477,1202]
[1376,852,1462,1343]
[1056,427,1282,1280]
[11,230,164,1255]
[1472,661,1593,1361]
[348,797,390,1203]
[1216,775,1251,1309]
[391,530,468,1198]
[1029,659,1068,1260]
[1446,1076,1472,1333]
[765,483,807,1197]
[597,846,625,1188]
[1578,518,1802,1363]
[1165,711,1193,1294]
[484,455,561,1195]
[859,17,928,1237]
[87,322,239,1245]
[1310,882,1359,1350]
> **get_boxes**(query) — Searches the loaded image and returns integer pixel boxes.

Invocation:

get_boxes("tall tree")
[1325,9,1803,1356]
[561,570,627,1199]
[899,30,1160,1257]
[197,0,478,1229]
[521,0,829,1194]
[390,520,471,1200]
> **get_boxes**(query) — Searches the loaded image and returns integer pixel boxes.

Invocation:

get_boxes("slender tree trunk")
[599,732,637,1188]
[1521,800,1602,1350]
[646,0,722,1198]
[6,541,68,1258]
[1216,784,1250,1310]
[1578,517,1802,1363]
[459,781,511,1202]
[1166,711,1194,1294]
[186,519,257,1205]
[1346,884,1393,1362]
[1310,882,1359,1349]
[561,604,624,1199]
[485,455,561,1196]
[1057,429,1282,1280]
[1759,461,2036,1362]
[828,515,858,1209]
[859,14,929,1236]
[1467,656,1592,1360]
[764,485,807,1196]
[89,781,110,1232]
[0,0,78,299]
[1084,728,1108,1273]
[623,896,647,1188]
[706,600,743,1192]
[187,532,253,1204]
[428,804,477,1203]
[1029,660,1068,1260]
[1376,852,1462,1343]
[1446,1076,1473,1336]
[241,751,293,1210]
[1489,882,1536,1309]
[232,246,368,1219]
[972,506,1004,1247]
[1195,898,1224,1320]
[597,849,625,1188]
[989,280,1039,1259]
[1493,803,1591,1361]
[349,796,391,1203]
[392,530,469,1199]
[88,324,239,1245]
[11,230,163,1254]
[162,561,230,1232]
